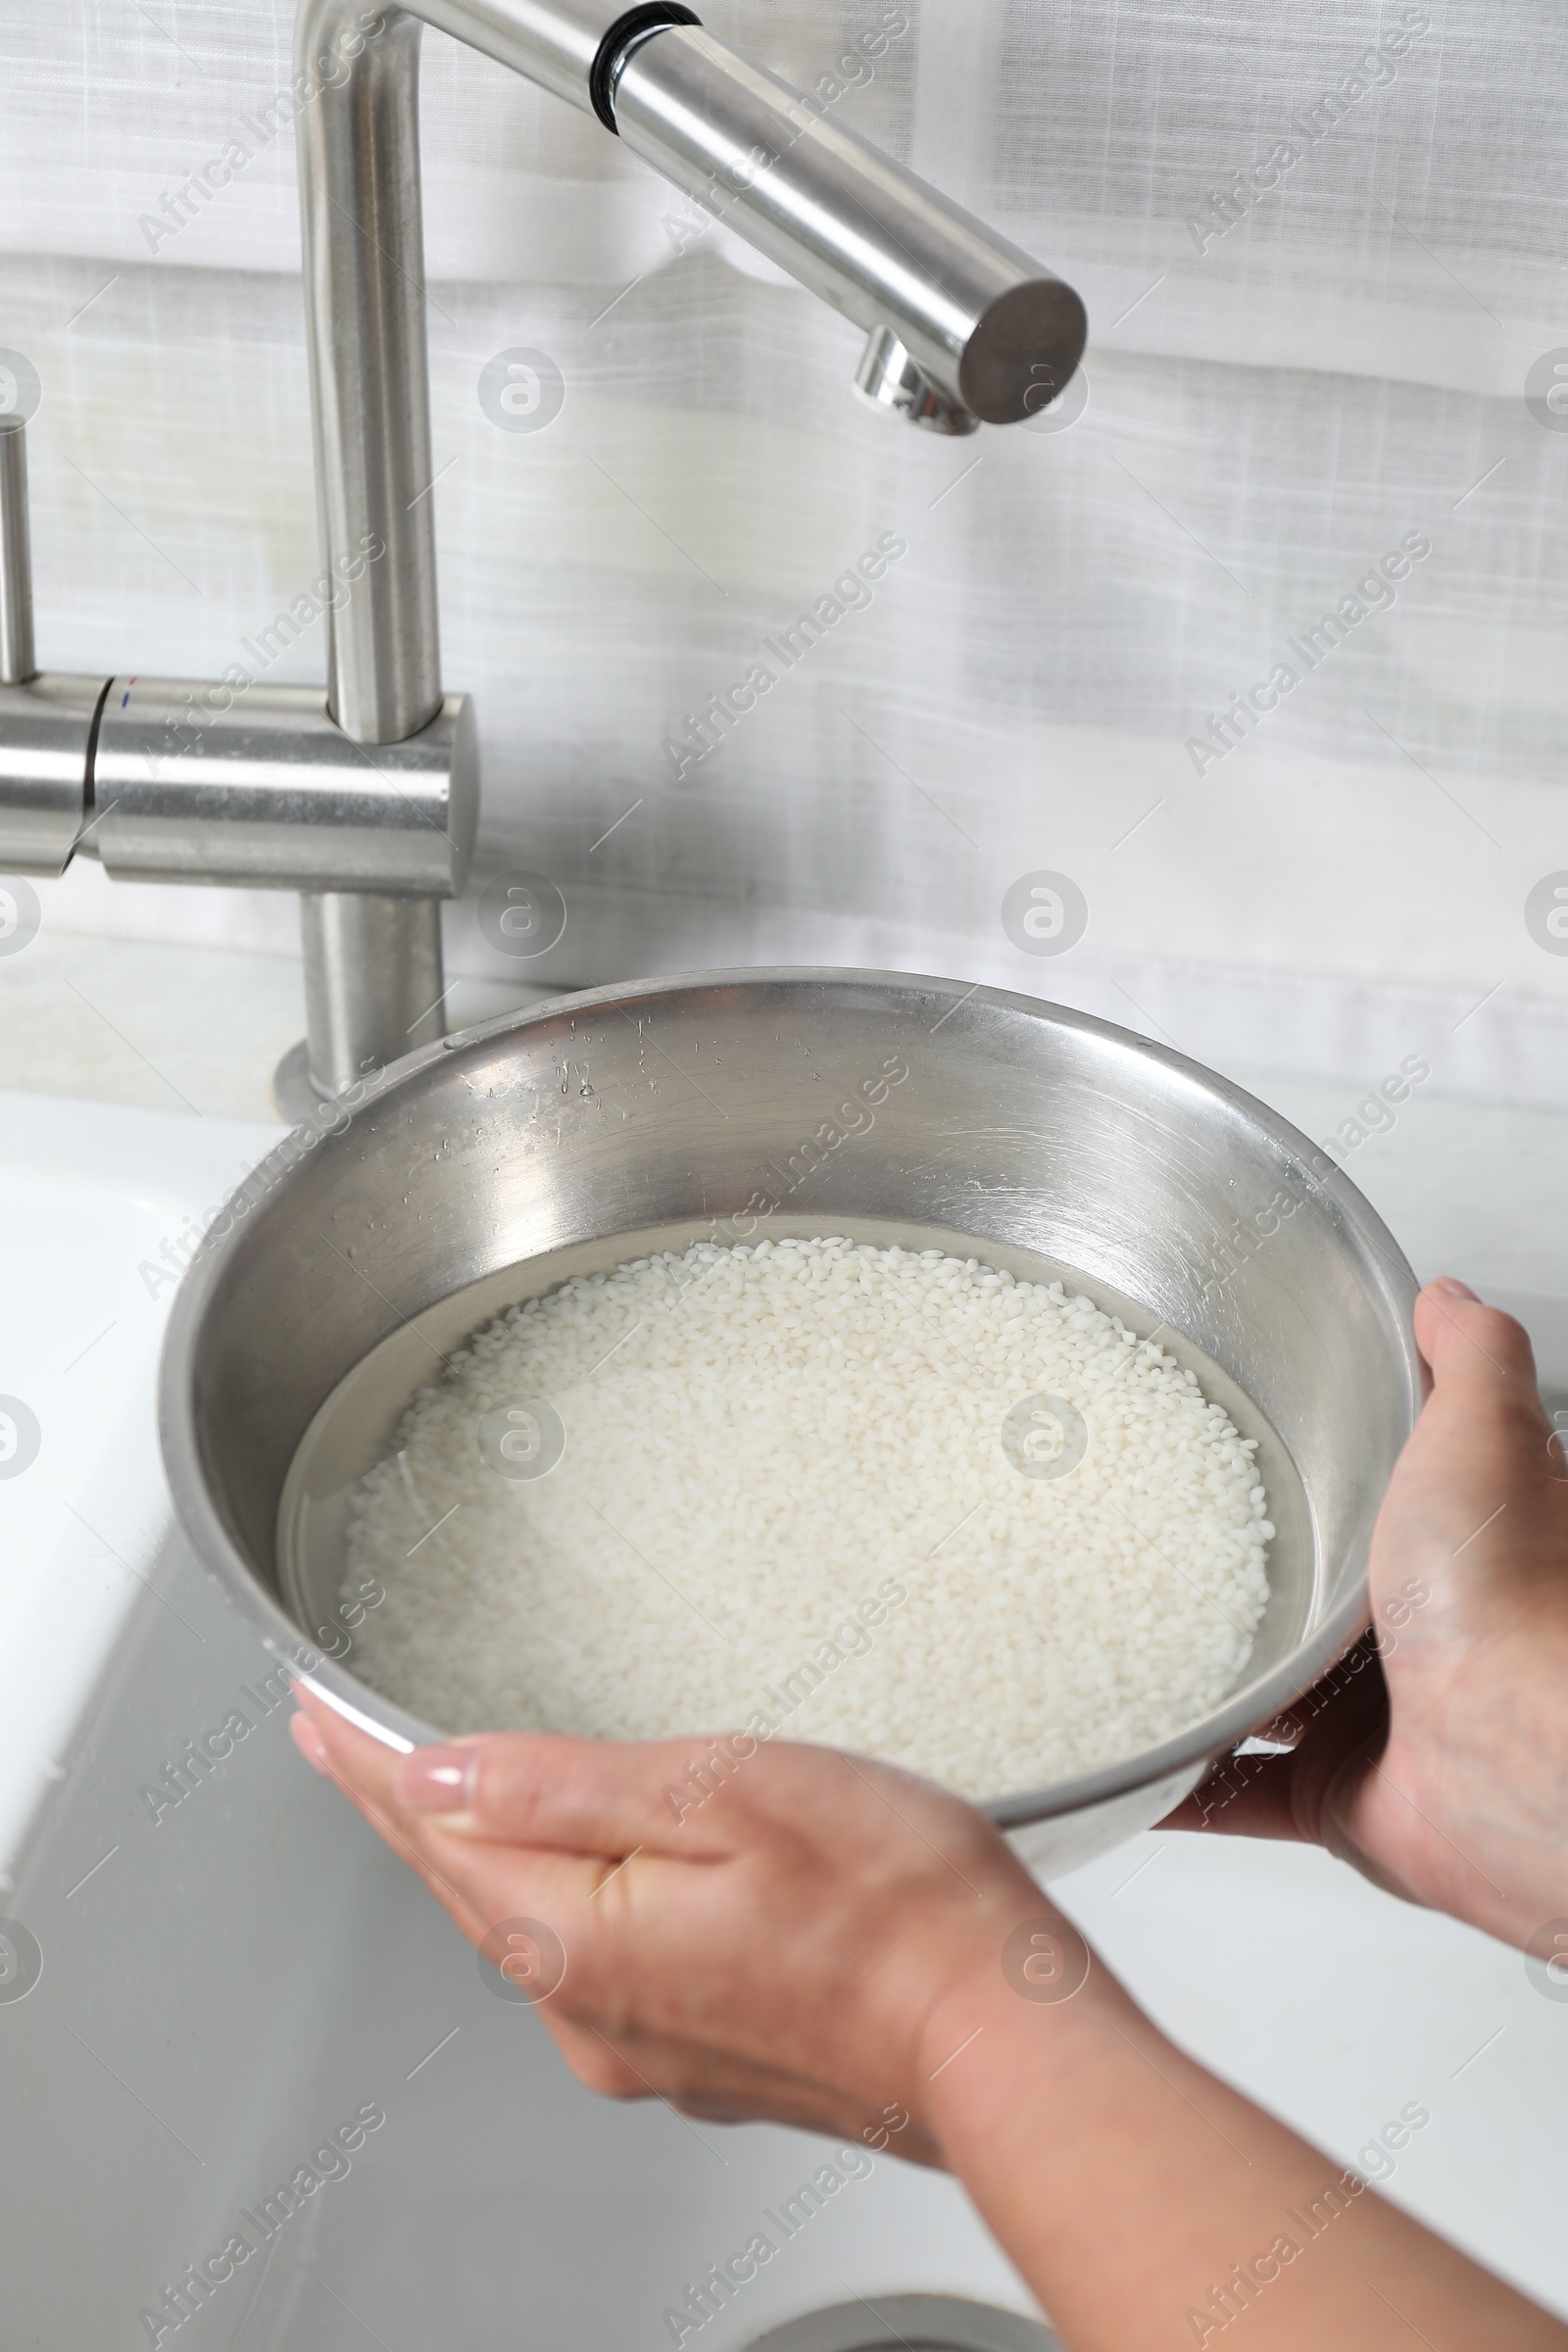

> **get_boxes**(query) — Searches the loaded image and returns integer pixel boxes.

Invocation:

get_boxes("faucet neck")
[295,2,685,744]
[294,0,1085,745]
[297,4,443,745]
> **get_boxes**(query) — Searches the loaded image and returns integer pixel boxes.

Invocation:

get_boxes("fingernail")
[400,1744,479,1812]
[289,1712,330,1775]
[1430,1277,1480,1301]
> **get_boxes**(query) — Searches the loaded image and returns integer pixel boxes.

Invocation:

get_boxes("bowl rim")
[158,964,1423,1827]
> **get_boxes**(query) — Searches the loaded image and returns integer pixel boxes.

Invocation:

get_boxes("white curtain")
[3,0,1564,1102]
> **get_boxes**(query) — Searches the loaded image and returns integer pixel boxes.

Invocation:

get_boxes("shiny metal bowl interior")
[160,969,1422,1878]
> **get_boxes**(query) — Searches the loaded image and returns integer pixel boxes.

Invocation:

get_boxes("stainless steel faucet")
[0,0,1086,1115]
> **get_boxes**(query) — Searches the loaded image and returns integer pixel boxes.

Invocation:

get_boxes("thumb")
[1411,1278,1544,1418]
[1376,1281,1560,1633]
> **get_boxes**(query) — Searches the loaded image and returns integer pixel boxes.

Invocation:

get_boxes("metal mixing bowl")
[160,969,1421,1878]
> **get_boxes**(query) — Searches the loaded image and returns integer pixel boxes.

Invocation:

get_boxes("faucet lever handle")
[0,415,110,879]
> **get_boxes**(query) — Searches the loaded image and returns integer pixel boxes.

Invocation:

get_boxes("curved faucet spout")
[294,0,1088,745]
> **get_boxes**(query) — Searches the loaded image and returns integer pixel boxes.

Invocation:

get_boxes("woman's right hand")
[1165,1278,1568,1952]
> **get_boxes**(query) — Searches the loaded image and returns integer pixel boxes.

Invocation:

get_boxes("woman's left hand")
[288,1690,1568,2352]
[288,1690,1059,2165]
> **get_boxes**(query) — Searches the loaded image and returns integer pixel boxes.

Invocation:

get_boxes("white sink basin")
[0,1089,1563,2342]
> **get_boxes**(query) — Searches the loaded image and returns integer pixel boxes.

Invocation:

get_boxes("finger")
[1413,1279,1566,1544]
[290,1691,738,1992]
[288,1686,639,1875]
[289,1688,419,1831]
[534,2014,661,2100]
[543,2013,821,2122]
[289,1691,607,1953]
[1381,1284,1565,1606]
[538,2011,922,2159]
[1160,1636,1390,1844]
[291,1680,760,1861]
[1158,1755,1301,1840]
[1414,1280,1545,1429]
[394,1727,752,1859]
[289,1700,500,1942]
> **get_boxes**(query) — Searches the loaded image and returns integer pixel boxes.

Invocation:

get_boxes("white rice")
[344,1238,1273,1799]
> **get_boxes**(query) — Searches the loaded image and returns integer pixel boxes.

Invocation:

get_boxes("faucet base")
[300,889,446,1097]
[272,1038,332,1125]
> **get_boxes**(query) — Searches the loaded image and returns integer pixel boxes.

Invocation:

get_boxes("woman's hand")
[288,1298,1568,2349]
[287,1697,1058,2160]
[290,1603,1568,2352]
[1165,1278,1568,1947]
